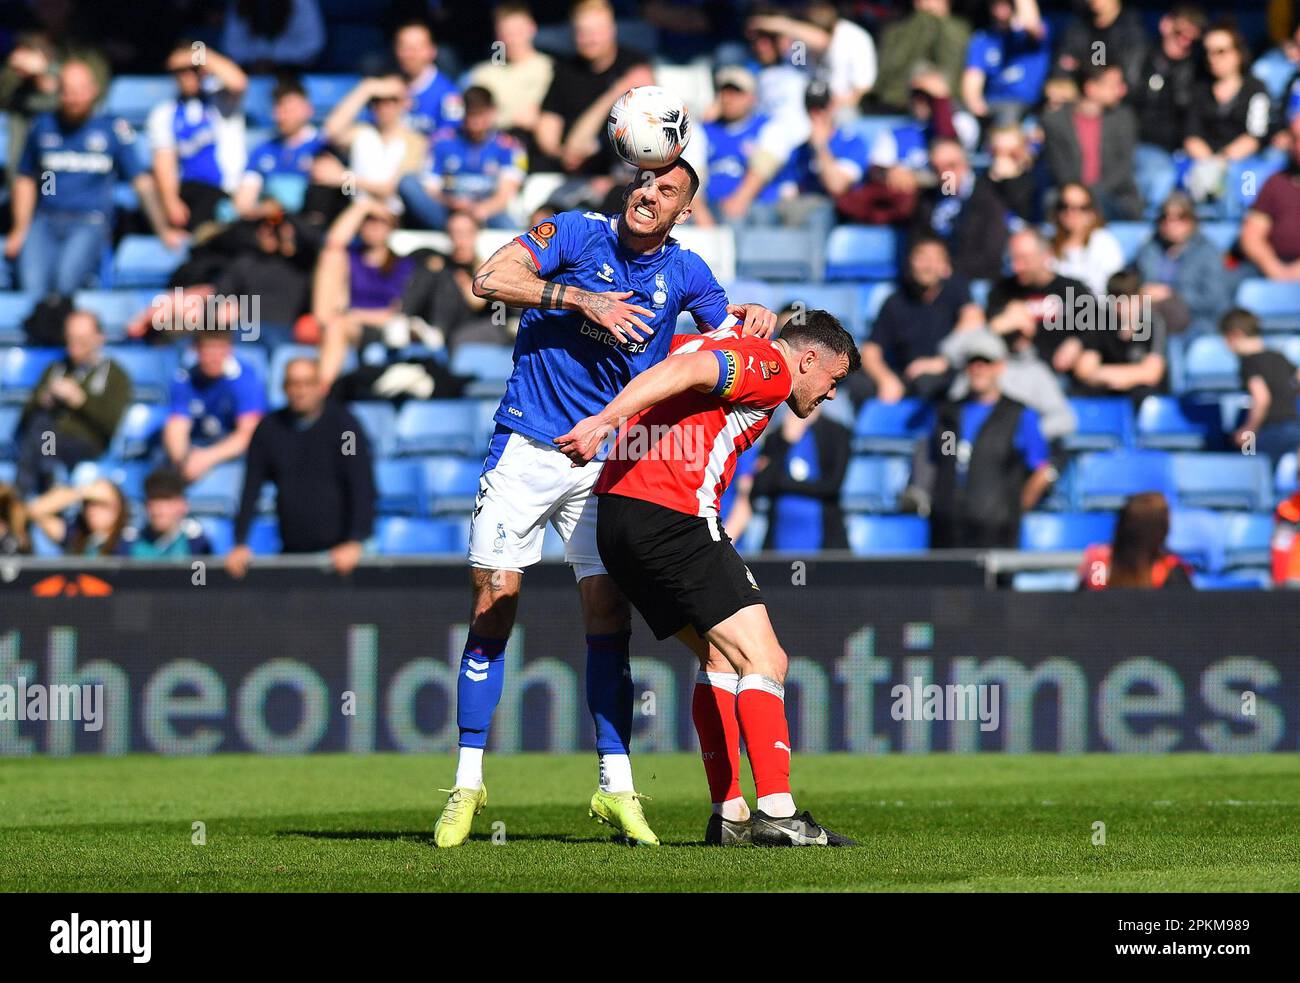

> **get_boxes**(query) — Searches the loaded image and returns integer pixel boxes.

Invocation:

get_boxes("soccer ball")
[606,85,691,169]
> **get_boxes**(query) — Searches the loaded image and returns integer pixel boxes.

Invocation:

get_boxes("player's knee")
[745,644,788,683]
[579,575,630,633]
[470,569,520,636]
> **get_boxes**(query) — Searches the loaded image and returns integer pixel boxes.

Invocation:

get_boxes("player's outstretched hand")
[730,303,777,339]
[580,290,655,344]
[554,415,615,467]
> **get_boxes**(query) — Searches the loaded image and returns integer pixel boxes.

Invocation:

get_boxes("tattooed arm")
[472,240,658,345]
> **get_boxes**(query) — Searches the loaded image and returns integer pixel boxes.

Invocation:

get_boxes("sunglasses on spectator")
[1206,46,1234,56]
[1058,201,1093,212]
[1160,211,1192,222]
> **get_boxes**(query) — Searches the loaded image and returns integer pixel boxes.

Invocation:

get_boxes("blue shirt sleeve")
[680,252,733,330]
[1015,407,1049,470]
[169,373,192,418]
[17,121,41,177]
[966,32,994,70]
[234,362,267,415]
[111,119,144,180]
[516,210,590,278]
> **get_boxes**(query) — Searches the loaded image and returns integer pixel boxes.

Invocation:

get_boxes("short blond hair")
[571,0,613,20]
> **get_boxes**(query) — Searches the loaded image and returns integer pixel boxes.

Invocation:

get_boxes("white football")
[606,85,691,169]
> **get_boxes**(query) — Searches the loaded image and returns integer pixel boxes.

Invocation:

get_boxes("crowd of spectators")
[0,0,1298,588]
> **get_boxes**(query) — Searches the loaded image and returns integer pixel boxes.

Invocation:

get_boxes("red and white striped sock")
[737,674,795,818]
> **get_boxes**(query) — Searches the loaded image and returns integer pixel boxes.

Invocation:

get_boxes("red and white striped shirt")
[595,331,792,517]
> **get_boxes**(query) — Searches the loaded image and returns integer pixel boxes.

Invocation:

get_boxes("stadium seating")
[1135,395,1219,450]
[859,281,895,329]
[840,454,911,512]
[1278,452,1297,497]
[111,236,187,289]
[394,400,483,456]
[0,404,20,458]
[186,462,244,517]
[1107,222,1150,264]
[1224,155,1285,219]
[846,514,928,555]
[347,401,398,458]
[109,402,169,460]
[1020,511,1117,551]
[0,292,36,343]
[104,346,177,403]
[104,75,177,125]
[851,398,932,454]
[1073,450,1176,510]
[1235,279,1300,331]
[1222,511,1275,569]
[74,290,154,342]
[1252,47,1298,100]
[736,227,820,282]
[1171,453,1272,511]
[199,517,235,556]
[825,226,899,281]
[0,347,63,404]
[450,343,515,396]
[1063,398,1135,452]
[418,455,481,514]
[1166,508,1227,572]
[765,283,864,338]
[375,516,469,555]
[245,516,283,554]
[1181,336,1239,392]
[374,458,423,516]
[1198,222,1238,254]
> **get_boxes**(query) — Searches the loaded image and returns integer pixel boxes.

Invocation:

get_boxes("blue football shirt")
[498,210,736,443]
[169,354,267,445]
[19,112,143,215]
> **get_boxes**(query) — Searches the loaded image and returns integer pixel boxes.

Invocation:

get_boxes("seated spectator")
[119,467,212,557]
[747,1,878,115]
[1182,23,1272,205]
[1136,191,1230,332]
[859,234,983,403]
[1049,182,1125,297]
[984,123,1039,221]
[233,79,327,221]
[533,0,653,180]
[399,86,527,231]
[1078,492,1192,589]
[1131,5,1205,204]
[962,0,1051,126]
[0,484,32,555]
[1056,0,1148,93]
[163,330,265,483]
[391,20,464,137]
[699,67,780,223]
[925,330,1054,548]
[0,33,60,191]
[220,0,325,72]
[1220,308,1300,468]
[321,75,427,211]
[5,59,176,295]
[1238,115,1300,281]
[873,0,971,113]
[749,403,851,551]
[1267,21,1300,150]
[16,311,131,495]
[227,357,375,578]
[987,227,1092,374]
[910,137,1008,280]
[26,477,128,557]
[1043,63,1141,220]
[467,3,554,142]
[1072,269,1168,402]
[1271,489,1300,587]
[148,41,248,234]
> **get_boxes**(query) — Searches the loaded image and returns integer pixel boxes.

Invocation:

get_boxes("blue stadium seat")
[104,345,177,403]
[266,344,353,408]
[109,402,169,459]
[1278,451,1297,496]
[1020,511,1117,551]
[851,398,933,454]
[186,462,244,517]
[0,292,36,340]
[199,517,235,556]
[0,404,20,457]
[0,347,63,403]
[1222,511,1274,569]
[840,455,911,512]
[69,458,151,502]
[1172,452,1272,510]
[846,514,928,554]
[419,456,481,514]
[1107,222,1150,264]
[0,461,16,487]
[245,516,282,554]
[969,279,991,309]
[347,401,398,457]
[374,458,423,515]
[1252,47,1298,100]
[242,77,276,127]
[375,516,468,555]
[111,236,187,289]
[1073,450,1175,510]
[826,226,899,281]
[1225,155,1285,219]
[303,75,363,117]
[1182,335,1239,392]
[1235,279,1300,330]
[104,75,176,126]
[736,227,820,281]
[765,283,864,338]
[394,399,480,456]
[1198,222,1238,254]
[73,290,153,342]
[1166,508,1226,572]
[1012,570,1083,591]
[450,343,515,388]
[1064,397,1135,452]
[1192,569,1271,590]
[858,281,896,333]
[1135,395,1219,450]
[1273,334,1300,369]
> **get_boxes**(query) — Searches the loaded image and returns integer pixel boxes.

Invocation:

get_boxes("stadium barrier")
[1,556,1296,755]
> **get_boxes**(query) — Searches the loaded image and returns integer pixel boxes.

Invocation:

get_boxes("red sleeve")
[709,339,792,409]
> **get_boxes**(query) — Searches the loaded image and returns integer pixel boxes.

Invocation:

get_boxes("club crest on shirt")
[652,273,667,307]
[526,221,556,250]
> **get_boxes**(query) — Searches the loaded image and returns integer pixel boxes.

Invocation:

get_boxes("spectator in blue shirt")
[698,66,779,223]
[147,42,248,233]
[234,78,327,220]
[962,0,1050,126]
[5,59,174,296]
[393,20,463,136]
[118,468,214,558]
[399,86,527,230]
[164,330,266,483]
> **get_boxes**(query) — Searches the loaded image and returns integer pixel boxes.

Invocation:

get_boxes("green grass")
[2,754,1299,892]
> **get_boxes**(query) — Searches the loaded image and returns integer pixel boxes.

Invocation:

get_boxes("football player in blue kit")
[433,156,776,848]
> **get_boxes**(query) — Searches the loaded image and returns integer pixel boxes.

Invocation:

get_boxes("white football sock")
[454,747,484,789]
[716,796,750,821]
[599,752,635,793]
[757,792,796,818]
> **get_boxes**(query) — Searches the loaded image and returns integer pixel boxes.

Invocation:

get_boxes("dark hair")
[394,18,435,44]
[236,0,293,40]
[1204,21,1251,70]
[1219,307,1260,337]
[1109,492,1172,588]
[779,309,861,373]
[0,483,31,554]
[1078,61,1120,88]
[144,467,187,501]
[463,85,494,113]
[273,77,308,102]
[68,482,128,557]
[1106,268,1141,297]
[1169,4,1208,30]
[638,156,700,201]
[908,231,949,257]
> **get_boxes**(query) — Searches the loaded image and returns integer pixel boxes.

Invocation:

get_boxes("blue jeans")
[19,210,110,296]
[397,174,515,231]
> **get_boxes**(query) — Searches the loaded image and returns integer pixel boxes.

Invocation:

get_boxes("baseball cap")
[715,66,756,94]
[962,330,1008,365]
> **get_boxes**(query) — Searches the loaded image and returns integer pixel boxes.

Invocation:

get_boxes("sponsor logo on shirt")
[525,220,556,250]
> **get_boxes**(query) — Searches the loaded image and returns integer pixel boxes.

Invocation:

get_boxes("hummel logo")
[597,263,615,282]
[774,741,792,754]
[465,658,490,682]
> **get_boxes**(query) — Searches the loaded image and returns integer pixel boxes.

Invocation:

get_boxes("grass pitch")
[2,753,1298,892]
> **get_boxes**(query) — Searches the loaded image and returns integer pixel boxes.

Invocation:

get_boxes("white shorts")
[467,425,606,581]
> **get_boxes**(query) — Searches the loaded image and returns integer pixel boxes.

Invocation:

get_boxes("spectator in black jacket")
[1133,5,1206,153]
[910,137,1008,280]
[1056,0,1149,93]
[1042,63,1141,219]
[750,404,851,552]
[227,357,376,578]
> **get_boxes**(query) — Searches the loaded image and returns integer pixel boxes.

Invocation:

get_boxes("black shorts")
[596,493,765,641]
